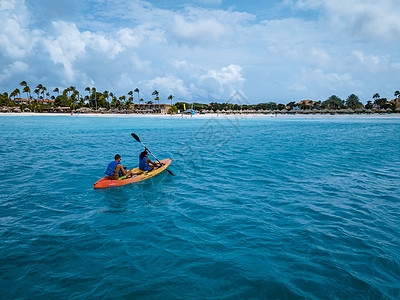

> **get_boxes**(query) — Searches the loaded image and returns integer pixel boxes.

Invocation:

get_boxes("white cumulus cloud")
[291,0,400,40]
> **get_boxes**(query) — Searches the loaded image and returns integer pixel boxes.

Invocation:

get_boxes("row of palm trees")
[4,82,176,110]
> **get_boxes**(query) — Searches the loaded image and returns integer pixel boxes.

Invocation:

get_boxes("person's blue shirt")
[139,156,150,171]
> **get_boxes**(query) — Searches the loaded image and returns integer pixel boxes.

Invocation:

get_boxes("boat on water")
[93,158,172,189]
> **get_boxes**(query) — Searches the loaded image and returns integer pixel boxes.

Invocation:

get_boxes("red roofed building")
[297,99,314,106]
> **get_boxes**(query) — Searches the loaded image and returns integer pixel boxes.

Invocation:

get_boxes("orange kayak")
[93,158,172,189]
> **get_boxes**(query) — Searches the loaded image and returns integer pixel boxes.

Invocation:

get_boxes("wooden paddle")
[131,133,175,176]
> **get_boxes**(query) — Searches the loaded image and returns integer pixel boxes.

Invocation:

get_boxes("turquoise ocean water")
[1,115,399,299]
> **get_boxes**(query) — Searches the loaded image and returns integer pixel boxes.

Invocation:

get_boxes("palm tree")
[12,88,21,101]
[103,90,109,102]
[85,87,91,107]
[168,94,174,106]
[373,93,380,100]
[62,87,69,97]
[53,87,60,96]
[154,97,160,111]
[35,84,43,101]
[41,86,47,100]
[119,95,126,109]
[7,90,16,106]
[9,91,15,100]
[34,88,40,100]
[22,86,31,101]
[68,86,76,99]
[72,90,79,103]
[127,91,133,109]
[395,91,400,99]
[111,96,117,109]
[20,81,31,100]
[134,88,140,104]
[91,87,97,110]
[152,90,159,107]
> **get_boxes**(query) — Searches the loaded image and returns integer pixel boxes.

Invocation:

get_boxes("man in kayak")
[105,154,134,180]
[139,149,164,171]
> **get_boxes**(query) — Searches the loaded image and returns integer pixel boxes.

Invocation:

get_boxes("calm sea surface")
[1,115,399,299]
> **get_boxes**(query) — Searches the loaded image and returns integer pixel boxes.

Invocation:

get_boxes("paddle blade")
[166,168,175,176]
[131,133,141,142]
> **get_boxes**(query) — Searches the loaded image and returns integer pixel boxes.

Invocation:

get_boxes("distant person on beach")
[139,149,164,171]
[105,154,134,180]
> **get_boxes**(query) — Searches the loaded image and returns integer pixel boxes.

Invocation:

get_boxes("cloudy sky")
[1,0,399,104]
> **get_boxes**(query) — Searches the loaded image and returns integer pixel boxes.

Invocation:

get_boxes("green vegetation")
[1,81,399,113]
[168,105,178,114]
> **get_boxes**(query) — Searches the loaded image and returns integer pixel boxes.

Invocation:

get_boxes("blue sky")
[1,0,400,104]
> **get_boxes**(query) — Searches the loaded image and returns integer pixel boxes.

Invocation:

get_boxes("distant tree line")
[174,91,399,112]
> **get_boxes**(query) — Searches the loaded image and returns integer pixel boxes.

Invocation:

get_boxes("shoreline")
[1,112,400,119]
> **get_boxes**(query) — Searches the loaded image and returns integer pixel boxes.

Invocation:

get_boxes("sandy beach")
[1,112,400,119]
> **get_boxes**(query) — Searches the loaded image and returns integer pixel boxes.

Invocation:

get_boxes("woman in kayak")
[139,149,163,171]
[105,154,134,180]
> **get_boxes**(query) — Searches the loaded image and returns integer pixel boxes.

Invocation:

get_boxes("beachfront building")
[390,97,400,108]
[14,98,55,105]
[296,99,314,108]
[130,104,171,114]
